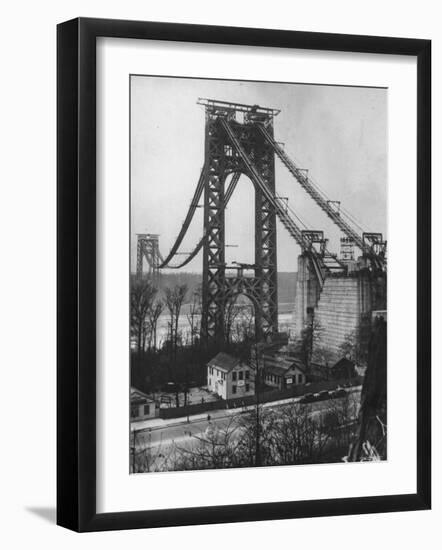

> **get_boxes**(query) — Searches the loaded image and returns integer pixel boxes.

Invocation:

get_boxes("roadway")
[132,386,361,453]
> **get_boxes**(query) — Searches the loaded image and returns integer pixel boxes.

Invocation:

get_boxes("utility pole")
[131,428,138,473]
[253,340,262,467]
[146,429,151,471]
[255,392,261,466]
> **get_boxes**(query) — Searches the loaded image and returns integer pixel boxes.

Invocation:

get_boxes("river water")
[154,309,295,347]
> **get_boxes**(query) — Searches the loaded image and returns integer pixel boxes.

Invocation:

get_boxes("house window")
[245,384,250,392]
[232,385,237,394]
[130,406,138,418]
[245,370,250,380]
[143,404,150,415]
[239,371,244,381]
[232,372,237,381]
[224,144,233,156]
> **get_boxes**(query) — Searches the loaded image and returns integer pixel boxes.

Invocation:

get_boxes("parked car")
[300,393,316,404]
[330,388,347,399]
[318,390,330,400]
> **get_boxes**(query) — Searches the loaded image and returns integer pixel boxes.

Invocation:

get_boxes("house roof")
[265,359,305,377]
[130,386,155,404]
[332,357,355,370]
[265,365,287,377]
[266,355,305,369]
[288,358,306,373]
[265,331,289,345]
[261,342,286,355]
[208,352,241,373]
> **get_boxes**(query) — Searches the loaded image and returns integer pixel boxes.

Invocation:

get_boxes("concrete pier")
[292,255,386,363]
[293,254,320,337]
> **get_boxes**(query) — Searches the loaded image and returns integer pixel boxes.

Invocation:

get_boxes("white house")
[207,352,255,400]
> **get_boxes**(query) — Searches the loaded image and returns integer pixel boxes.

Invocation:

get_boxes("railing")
[258,123,368,253]
[220,118,327,286]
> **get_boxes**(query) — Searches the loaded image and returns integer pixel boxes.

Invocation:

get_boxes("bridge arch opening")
[224,292,256,345]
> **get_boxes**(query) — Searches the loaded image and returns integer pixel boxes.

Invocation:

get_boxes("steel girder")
[201,116,278,344]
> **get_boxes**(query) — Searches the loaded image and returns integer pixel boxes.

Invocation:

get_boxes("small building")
[130,387,158,421]
[283,363,306,386]
[263,359,306,390]
[251,337,306,390]
[207,352,255,400]
[330,357,356,380]
[309,358,356,381]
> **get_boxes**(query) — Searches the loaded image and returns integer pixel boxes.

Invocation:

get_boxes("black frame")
[57,17,431,532]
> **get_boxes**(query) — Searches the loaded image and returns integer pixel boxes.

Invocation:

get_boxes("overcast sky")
[131,76,387,273]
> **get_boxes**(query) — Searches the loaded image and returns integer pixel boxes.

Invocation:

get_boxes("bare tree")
[223,296,255,345]
[164,284,188,406]
[235,404,279,466]
[269,403,320,464]
[320,391,359,457]
[131,278,157,353]
[186,286,201,348]
[148,299,164,351]
[233,306,255,343]
[223,296,241,345]
[131,429,167,473]
[155,391,361,472]
[165,284,188,353]
[338,330,363,365]
[312,345,335,368]
[295,316,325,371]
[171,416,243,470]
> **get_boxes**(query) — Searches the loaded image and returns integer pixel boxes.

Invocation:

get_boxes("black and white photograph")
[0,0,434,543]
[130,76,387,474]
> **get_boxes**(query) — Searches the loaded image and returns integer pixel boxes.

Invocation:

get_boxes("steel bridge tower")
[136,233,162,284]
[199,100,280,343]
[159,99,386,347]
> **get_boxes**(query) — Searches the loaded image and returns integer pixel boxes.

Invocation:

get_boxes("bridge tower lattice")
[200,100,280,343]
[136,233,162,284]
